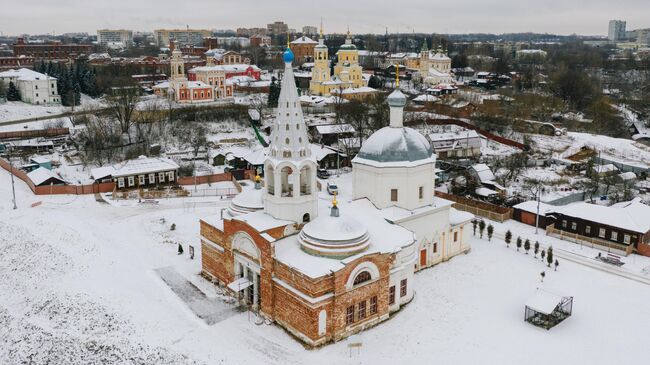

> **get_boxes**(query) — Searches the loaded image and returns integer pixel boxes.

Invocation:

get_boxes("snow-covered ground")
[0,94,105,125]
[2,167,650,364]
[531,132,650,168]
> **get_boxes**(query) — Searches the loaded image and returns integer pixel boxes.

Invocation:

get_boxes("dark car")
[317,169,330,179]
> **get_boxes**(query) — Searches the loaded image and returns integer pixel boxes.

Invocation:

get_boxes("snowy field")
[1,168,650,364]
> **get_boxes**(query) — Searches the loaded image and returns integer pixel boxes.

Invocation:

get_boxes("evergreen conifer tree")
[524,239,531,254]
[267,77,281,107]
[478,220,486,239]
[505,230,512,247]
[541,249,546,262]
[487,224,494,242]
[7,81,21,101]
[516,237,522,251]
[547,246,554,267]
[534,241,540,258]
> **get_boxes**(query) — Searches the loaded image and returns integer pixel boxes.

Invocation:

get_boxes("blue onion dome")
[283,47,294,63]
[387,88,407,108]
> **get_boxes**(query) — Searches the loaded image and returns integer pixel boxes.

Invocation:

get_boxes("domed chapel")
[200,48,473,346]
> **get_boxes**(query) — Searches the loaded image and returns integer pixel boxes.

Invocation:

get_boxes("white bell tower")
[264,46,319,224]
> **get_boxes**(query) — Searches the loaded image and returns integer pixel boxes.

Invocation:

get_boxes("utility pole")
[535,185,541,235]
[9,146,17,209]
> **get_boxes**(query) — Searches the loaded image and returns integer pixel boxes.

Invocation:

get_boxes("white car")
[326,182,338,195]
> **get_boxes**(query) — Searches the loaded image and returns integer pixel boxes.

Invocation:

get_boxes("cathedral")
[309,28,366,96]
[418,40,456,86]
[200,46,472,346]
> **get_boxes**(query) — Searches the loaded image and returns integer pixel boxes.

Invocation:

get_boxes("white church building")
[200,45,472,346]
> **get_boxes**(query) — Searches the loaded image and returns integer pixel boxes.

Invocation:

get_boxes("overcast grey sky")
[0,0,647,36]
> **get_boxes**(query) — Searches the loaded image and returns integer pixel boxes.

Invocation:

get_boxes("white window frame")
[571,222,577,230]
[149,173,156,184]
[562,220,567,228]
[611,231,618,241]
[167,171,174,181]
[138,175,145,185]
[585,225,591,234]
[159,172,165,183]
[623,234,631,244]
[599,228,606,238]
[117,177,125,188]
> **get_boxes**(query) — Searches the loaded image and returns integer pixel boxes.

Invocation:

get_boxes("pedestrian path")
[155,266,239,325]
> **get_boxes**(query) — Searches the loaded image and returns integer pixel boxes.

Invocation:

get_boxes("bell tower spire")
[264,46,319,223]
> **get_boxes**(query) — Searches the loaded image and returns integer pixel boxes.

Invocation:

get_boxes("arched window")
[286,124,290,131]
[296,124,300,130]
[303,213,310,222]
[285,138,290,145]
[353,271,372,286]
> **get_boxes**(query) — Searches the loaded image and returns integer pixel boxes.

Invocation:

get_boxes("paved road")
[155,266,239,325]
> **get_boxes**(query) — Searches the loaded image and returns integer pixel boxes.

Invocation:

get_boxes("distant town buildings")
[97,29,134,48]
[12,38,93,60]
[0,68,60,104]
[302,26,318,36]
[236,27,268,37]
[267,21,289,36]
[153,46,215,103]
[608,20,627,42]
[154,28,212,47]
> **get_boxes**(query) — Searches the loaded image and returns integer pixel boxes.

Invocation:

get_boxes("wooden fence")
[546,224,632,256]
[435,191,513,222]
[0,128,70,140]
[1,157,253,197]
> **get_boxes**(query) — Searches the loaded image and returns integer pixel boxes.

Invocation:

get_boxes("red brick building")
[199,50,418,346]
[0,56,35,71]
[13,38,93,60]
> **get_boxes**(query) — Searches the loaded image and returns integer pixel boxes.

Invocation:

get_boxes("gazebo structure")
[524,289,573,330]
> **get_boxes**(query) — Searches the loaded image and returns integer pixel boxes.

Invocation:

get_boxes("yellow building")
[334,30,364,88]
[310,28,370,96]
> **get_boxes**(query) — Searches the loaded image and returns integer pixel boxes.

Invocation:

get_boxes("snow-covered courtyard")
[1,167,650,364]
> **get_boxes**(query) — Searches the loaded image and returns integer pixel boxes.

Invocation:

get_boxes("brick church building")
[200,46,472,346]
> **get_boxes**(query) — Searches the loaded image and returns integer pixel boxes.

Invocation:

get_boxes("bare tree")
[107,85,140,143]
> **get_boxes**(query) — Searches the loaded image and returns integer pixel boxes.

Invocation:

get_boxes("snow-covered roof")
[310,144,343,162]
[618,171,637,180]
[290,36,318,45]
[315,124,355,135]
[30,156,51,164]
[354,126,434,167]
[525,289,566,315]
[413,94,440,103]
[513,201,553,215]
[330,87,378,95]
[187,81,210,89]
[475,187,498,197]
[471,163,496,183]
[595,164,618,174]
[243,148,269,165]
[428,130,480,142]
[190,64,261,73]
[232,211,293,233]
[91,156,179,179]
[27,167,64,186]
[274,198,415,278]
[0,68,56,81]
[380,197,454,223]
[549,199,650,233]
[449,208,474,226]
